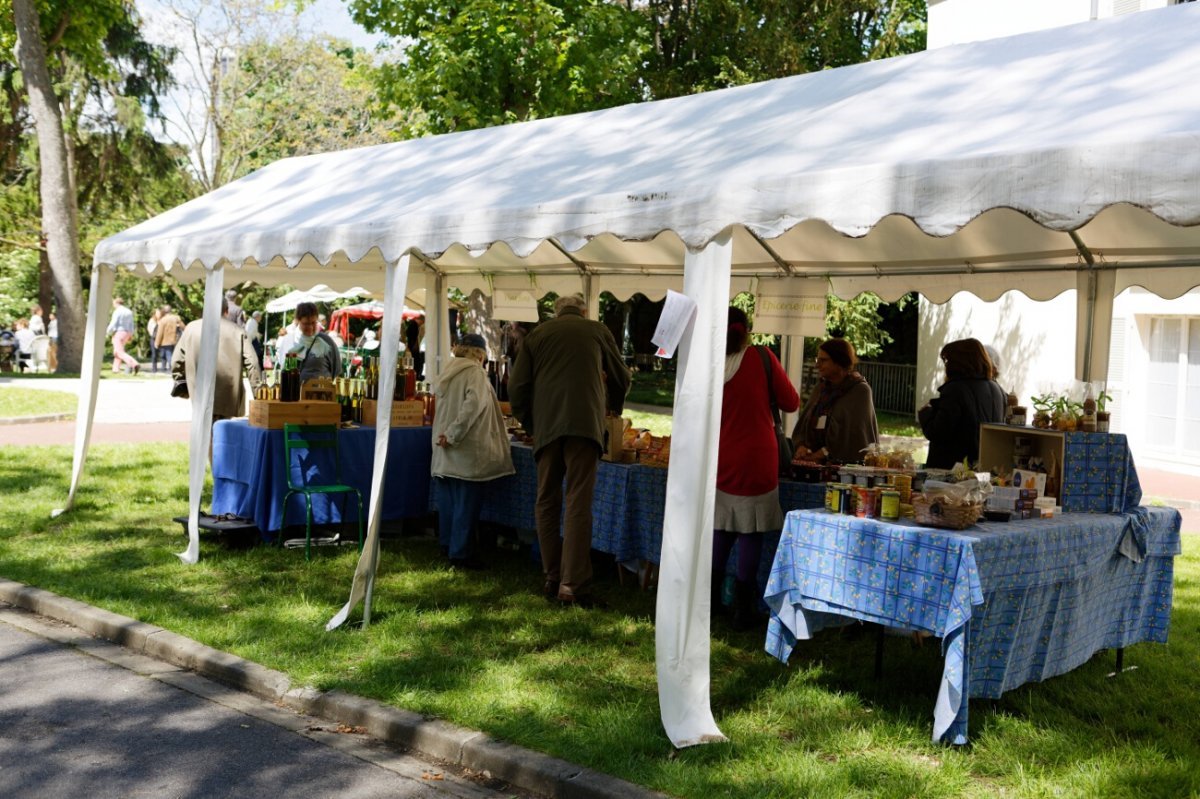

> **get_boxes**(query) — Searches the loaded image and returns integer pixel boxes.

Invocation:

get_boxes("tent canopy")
[95,6,1200,307]
[263,284,371,313]
[328,300,422,343]
[77,4,1200,750]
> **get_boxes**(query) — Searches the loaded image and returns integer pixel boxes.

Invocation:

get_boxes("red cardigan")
[717,347,800,496]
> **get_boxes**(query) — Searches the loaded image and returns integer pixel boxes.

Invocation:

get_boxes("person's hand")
[436,434,449,448]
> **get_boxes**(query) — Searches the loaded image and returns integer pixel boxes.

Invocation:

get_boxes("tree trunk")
[12,0,85,374]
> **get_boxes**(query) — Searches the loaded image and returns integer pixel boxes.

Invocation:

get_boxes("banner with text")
[753,279,827,337]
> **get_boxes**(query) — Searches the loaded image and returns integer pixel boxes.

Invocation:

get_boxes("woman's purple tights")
[712,529,764,584]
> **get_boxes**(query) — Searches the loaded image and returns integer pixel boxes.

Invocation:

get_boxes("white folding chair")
[29,335,51,373]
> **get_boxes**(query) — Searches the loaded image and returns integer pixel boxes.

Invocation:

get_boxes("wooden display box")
[977,423,1065,498]
[361,399,425,427]
[249,399,341,429]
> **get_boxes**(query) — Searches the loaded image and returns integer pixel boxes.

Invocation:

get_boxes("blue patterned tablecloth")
[764,506,1181,744]
[1060,431,1142,513]
[211,420,433,534]
[469,445,826,567]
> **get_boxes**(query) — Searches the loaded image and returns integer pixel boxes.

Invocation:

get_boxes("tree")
[156,0,406,191]
[5,0,176,372]
[11,0,84,373]
[638,0,925,97]
[347,0,649,135]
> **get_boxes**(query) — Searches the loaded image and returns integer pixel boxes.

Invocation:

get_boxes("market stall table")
[764,506,1182,744]
[211,419,433,535]
[464,444,826,572]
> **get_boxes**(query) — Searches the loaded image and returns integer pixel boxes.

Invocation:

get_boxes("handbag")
[754,346,793,477]
[170,378,189,399]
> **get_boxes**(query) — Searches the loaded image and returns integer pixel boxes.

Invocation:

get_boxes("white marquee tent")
[71,4,1200,747]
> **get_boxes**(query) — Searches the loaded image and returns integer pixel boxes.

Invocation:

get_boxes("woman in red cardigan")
[712,307,800,630]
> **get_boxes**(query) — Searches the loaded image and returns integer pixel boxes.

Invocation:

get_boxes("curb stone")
[0,577,671,799]
[0,413,74,425]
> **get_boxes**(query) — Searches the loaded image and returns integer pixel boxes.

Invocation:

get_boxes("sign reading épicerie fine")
[752,278,827,337]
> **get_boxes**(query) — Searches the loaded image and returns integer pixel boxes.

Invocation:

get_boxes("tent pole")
[656,231,731,748]
[54,263,113,518]
[1070,231,1098,384]
[327,255,410,632]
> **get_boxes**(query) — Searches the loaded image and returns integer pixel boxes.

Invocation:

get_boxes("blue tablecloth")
[464,444,826,566]
[1060,431,1142,513]
[211,420,433,534]
[764,506,1181,744]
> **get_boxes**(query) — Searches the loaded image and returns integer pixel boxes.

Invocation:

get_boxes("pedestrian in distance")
[105,297,139,375]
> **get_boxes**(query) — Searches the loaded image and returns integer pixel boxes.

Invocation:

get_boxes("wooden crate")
[248,399,341,429]
[361,399,425,427]
[978,423,1064,497]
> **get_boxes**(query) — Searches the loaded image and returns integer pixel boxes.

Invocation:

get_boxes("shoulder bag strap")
[754,345,782,426]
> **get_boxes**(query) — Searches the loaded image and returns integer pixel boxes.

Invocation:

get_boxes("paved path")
[0,603,518,799]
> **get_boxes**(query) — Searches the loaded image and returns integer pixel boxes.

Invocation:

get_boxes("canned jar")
[881,490,901,520]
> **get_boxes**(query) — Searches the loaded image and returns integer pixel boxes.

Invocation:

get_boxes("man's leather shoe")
[558,592,607,610]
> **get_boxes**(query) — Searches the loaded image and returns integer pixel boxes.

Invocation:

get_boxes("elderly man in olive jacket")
[508,294,630,608]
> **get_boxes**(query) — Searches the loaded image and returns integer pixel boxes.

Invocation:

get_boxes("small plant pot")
[1033,411,1052,429]
[1096,411,1110,433]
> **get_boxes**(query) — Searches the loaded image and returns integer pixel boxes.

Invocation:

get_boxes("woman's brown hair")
[726,307,749,355]
[940,338,995,380]
[820,338,857,370]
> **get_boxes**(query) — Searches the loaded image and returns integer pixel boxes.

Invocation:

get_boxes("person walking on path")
[155,306,183,374]
[146,308,162,373]
[508,294,630,608]
[105,298,139,375]
[431,333,515,570]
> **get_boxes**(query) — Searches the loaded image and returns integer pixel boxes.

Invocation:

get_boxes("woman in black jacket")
[918,338,1005,469]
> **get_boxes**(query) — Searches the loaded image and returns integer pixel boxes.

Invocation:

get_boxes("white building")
[919,0,1200,473]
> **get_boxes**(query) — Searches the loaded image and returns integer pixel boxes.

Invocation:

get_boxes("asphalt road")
[0,603,522,799]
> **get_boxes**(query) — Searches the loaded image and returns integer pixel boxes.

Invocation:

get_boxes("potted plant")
[1031,393,1054,429]
[1096,390,1114,432]
[1052,395,1081,431]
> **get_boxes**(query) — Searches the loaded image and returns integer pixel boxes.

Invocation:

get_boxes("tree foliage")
[347,0,649,134]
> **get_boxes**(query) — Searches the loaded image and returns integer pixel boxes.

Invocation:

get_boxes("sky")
[134,0,387,156]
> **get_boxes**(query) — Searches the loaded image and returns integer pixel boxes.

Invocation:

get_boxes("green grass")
[0,386,77,418]
[1,442,1198,798]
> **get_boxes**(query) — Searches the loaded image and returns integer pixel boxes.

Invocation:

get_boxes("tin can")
[881,490,900,520]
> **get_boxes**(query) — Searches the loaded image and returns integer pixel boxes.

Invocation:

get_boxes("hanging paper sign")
[753,281,827,337]
[491,290,540,322]
[651,289,698,359]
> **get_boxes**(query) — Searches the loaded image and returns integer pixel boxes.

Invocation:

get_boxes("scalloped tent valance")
[72,3,1200,751]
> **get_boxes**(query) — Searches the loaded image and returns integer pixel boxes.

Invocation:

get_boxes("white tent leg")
[53,264,113,518]
[1075,268,1116,384]
[328,254,411,631]
[425,270,448,382]
[178,268,226,564]
[655,232,732,747]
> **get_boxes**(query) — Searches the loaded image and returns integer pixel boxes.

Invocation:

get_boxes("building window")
[1146,317,1200,458]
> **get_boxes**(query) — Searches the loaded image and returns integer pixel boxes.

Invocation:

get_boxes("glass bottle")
[282,354,300,402]
[403,351,416,400]
[1081,384,1097,432]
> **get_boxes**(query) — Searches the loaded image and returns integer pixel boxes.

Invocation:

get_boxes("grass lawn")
[0,386,77,418]
[1,442,1197,798]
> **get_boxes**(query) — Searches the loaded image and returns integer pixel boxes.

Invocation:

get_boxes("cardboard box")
[361,399,425,427]
[249,399,341,429]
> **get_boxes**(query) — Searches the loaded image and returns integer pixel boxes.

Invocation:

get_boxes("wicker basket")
[912,494,984,530]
